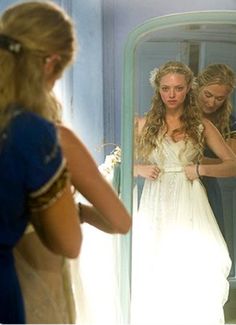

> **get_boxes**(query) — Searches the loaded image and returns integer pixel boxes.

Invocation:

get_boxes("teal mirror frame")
[120,10,236,324]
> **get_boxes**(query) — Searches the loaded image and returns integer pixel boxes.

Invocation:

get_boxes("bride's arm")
[134,164,160,180]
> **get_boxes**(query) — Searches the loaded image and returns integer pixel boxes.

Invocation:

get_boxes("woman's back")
[0,110,76,323]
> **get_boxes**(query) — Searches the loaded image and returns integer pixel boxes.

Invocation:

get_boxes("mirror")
[121,10,236,323]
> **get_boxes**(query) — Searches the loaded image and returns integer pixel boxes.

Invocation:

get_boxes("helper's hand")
[184,164,200,181]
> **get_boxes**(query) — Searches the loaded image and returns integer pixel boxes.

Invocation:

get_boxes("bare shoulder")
[202,118,213,128]
[57,124,81,147]
[134,116,146,135]
[57,124,76,139]
[202,118,223,144]
[202,118,220,135]
[57,124,93,160]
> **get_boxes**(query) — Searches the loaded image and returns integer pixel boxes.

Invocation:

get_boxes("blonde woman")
[131,61,236,325]
[0,1,131,324]
[0,1,82,323]
[195,63,236,236]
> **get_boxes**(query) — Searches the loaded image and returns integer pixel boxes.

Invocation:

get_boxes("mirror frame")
[120,10,236,324]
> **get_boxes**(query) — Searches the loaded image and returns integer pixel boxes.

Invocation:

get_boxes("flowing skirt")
[131,174,231,325]
[14,228,76,324]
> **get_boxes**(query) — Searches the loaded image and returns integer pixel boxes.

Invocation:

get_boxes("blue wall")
[0,0,104,164]
[71,0,104,163]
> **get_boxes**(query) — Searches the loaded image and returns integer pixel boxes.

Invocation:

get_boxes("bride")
[131,61,236,325]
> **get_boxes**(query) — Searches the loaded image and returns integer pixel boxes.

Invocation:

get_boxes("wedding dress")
[14,226,76,324]
[131,136,231,325]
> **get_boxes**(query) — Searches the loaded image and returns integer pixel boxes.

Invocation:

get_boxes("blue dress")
[0,110,68,324]
[202,115,236,237]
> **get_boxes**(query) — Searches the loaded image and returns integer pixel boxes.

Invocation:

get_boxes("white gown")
[14,228,76,324]
[131,137,232,325]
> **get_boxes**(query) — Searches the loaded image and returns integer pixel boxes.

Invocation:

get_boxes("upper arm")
[15,116,82,258]
[31,182,82,258]
[57,125,101,189]
[226,117,236,154]
[203,119,236,161]
[57,125,131,234]
[226,138,236,155]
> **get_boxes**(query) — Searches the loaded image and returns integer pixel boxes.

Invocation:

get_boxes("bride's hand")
[134,164,160,180]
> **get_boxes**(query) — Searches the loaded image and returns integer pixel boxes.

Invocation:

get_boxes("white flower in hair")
[149,67,159,88]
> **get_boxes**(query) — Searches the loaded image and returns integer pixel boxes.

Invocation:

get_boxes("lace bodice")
[148,137,199,171]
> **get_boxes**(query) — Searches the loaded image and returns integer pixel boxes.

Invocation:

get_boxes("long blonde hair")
[0,1,77,131]
[136,61,204,161]
[195,63,236,139]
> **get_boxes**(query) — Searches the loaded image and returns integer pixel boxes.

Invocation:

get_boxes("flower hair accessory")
[149,67,159,88]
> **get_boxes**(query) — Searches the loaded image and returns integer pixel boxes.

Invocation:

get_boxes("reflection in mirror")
[132,60,236,324]
[134,23,236,117]
[121,11,236,324]
[134,21,236,269]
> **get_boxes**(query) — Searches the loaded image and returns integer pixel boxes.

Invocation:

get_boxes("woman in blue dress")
[0,2,85,323]
[0,2,131,324]
[195,63,236,237]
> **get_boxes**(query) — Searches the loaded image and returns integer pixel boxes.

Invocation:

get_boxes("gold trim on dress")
[28,160,70,212]
[29,158,67,198]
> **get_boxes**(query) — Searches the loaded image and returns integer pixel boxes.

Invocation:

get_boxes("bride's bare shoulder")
[134,116,146,134]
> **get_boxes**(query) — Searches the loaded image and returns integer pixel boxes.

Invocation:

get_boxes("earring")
[45,54,61,64]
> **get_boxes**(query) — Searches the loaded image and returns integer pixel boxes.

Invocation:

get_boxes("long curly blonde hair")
[195,63,236,139]
[136,61,204,161]
[0,1,77,131]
